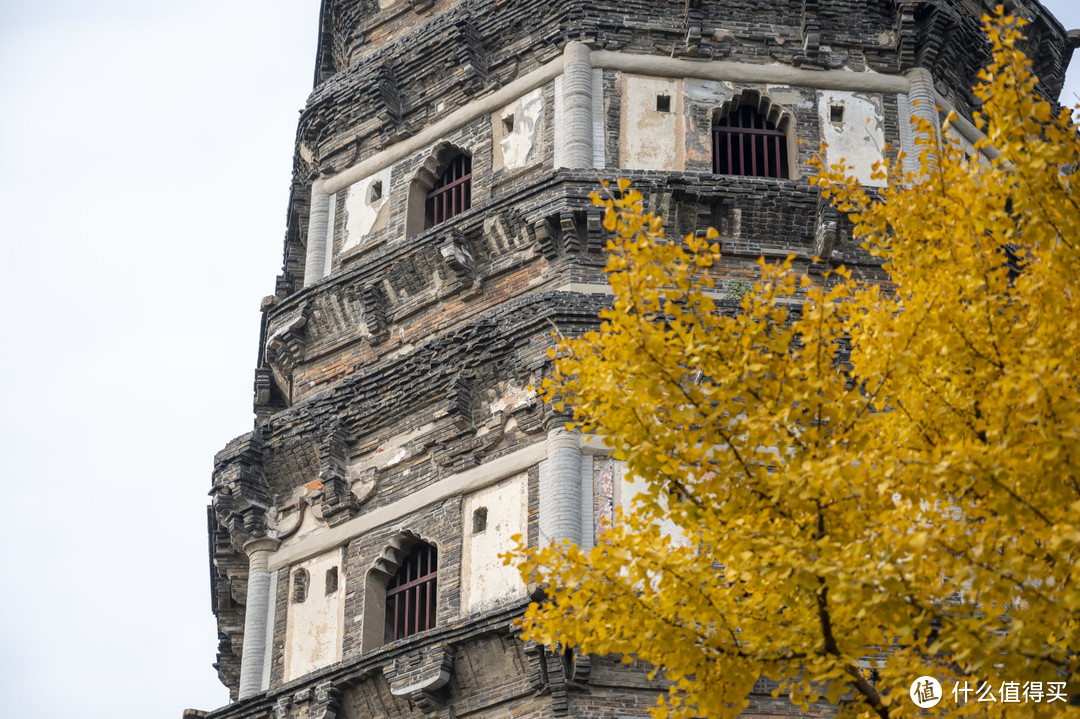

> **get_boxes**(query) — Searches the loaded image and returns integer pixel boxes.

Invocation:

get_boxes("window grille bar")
[386,542,438,641]
[712,109,786,180]
[751,127,757,174]
[393,593,400,640]
[426,154,472,227]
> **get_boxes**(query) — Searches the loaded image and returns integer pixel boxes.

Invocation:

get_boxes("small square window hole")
[502,113,515,134]
[830,104,844,123]
[472,507,488,534]
[656,95,671,113]
[368,180,383,204]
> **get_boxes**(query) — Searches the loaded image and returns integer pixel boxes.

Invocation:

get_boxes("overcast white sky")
[0,2,1077,718]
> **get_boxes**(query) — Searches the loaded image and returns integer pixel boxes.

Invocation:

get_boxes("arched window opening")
[425,154,472,228]
[712,104,788,179]
[385,540,438,642]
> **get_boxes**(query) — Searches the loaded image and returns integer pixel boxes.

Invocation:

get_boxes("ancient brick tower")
[200,2,1072,718]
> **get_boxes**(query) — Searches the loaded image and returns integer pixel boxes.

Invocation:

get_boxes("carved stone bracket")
[269,681,340,719]
[319,422,363,526]
[372,62,403,133]
[482,208,526,253]
[385,643,455,717]
[533,216,559,259]
[311,680,343,719]
[362,283,388,341]
[254,367,275,420]
[585,207,605,253]
[211,432,272,549]
[522,639,549,691]
[566,646,592,685]
[265,311,309,379]
[453,19,489,96]
[809,197,839,275]
[801,0,822,61]
[560,212,581,254]
[681,0,704,56]
[897,2,918,71]
[446,375,473,431]
[439,228,476,285]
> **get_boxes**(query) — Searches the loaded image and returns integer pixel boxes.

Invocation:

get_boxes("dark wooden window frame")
[712,105,788,179]
[385,541,438,642]
[425,154,472,227]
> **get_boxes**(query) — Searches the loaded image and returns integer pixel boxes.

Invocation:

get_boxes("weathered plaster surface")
[619,74,685,171]
[684,78,735,166]
[493,88,544,171]
[284,548,346,682]
[342,167,392,252]
[274,500,325,550]
[268,442,547,572]
[618,463,684,544]
[818,90,887,187]
[461,473,528,614]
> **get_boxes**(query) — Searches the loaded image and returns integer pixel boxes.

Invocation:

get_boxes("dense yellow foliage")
[512,11,1079,718]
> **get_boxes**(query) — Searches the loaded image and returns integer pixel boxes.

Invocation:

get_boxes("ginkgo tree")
[511,10,1080,718]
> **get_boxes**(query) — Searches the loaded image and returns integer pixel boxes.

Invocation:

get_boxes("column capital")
[547,426,580,453]
[243,536,280,558]
[563,40,593,66]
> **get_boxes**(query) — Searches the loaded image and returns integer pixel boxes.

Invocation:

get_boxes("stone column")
[322,192,337,280]
[304,190,331,287]
[539,427,583,545]
[903,67,941,175]
[238,537,279,700]
[560,42,594,169]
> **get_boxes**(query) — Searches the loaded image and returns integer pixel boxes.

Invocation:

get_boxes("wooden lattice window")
[425,154,472,227]
[712,105,788,179]
[385,541,438,642]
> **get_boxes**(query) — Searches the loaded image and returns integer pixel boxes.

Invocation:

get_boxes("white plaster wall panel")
[276,504,323,550]
[284,547,346,682]
[271,481,335,551]
[461,473,528,614]
[619,74,685,171]
[617,462,686,545]
[342,167,392,252]
[494,88,544,171]
[818,90,887,187]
